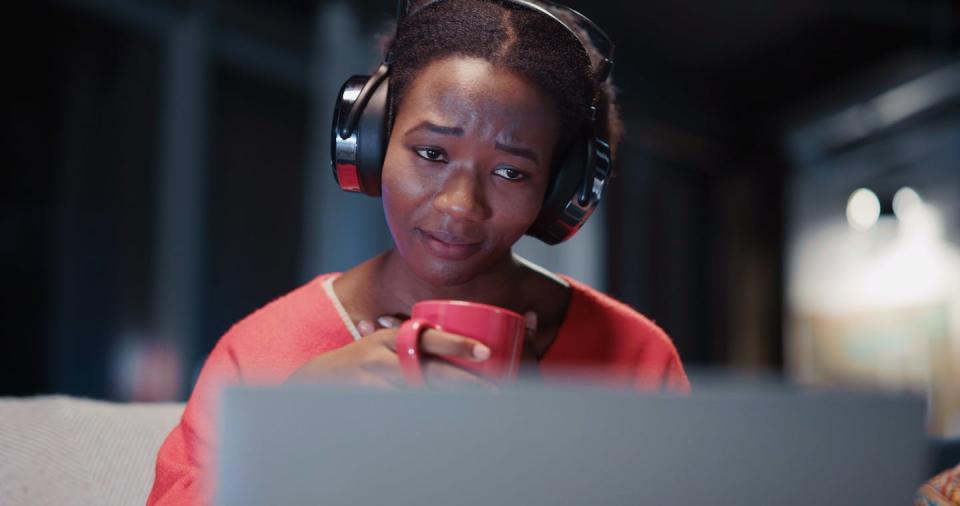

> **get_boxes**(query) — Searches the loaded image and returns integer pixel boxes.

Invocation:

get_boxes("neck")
[373,249,525,315]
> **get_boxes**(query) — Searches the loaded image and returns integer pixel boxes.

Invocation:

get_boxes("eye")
[414,147,447,163]
[493,166,527,181]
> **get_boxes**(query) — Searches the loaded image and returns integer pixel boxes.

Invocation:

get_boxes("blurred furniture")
[0,396,183,506]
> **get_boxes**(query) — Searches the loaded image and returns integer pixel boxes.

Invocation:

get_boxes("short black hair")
[381,0,622,161]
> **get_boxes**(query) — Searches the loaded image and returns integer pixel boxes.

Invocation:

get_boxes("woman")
[148,1,688,503]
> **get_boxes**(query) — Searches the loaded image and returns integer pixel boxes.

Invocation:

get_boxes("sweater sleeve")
[630,323,691,393]
[540,275,690,392]
[662,353,691,393]
[147,274,350,505]
[147,338,241,506]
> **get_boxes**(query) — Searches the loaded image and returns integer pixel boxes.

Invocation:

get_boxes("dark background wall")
[2,0,956,399]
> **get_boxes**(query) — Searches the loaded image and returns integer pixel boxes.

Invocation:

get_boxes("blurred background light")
[785,57,960,436]
[846,188,881,231]
[893,186,923,222]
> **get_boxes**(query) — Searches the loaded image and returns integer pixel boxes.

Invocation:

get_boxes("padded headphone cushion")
[354,77,390,197]
[527,132,591,243]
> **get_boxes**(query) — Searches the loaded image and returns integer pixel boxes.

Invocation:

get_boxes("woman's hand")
[360,310,542,367]
[360,312,537,341]
[288,323,495,389]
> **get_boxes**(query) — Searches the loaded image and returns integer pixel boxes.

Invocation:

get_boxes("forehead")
[395,57,559,140]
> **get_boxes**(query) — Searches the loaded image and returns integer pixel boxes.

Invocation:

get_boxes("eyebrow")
[404,121,464,137]
[403,121,541,166]
[495,141,540,166]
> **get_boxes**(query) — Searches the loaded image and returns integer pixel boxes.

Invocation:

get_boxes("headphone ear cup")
[330,73,390,196]
[353,76,389,197]
[527,132,591,245]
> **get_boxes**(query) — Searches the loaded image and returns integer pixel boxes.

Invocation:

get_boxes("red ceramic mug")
[396,300,526,386]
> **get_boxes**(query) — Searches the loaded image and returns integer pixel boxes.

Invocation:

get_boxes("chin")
[398,239,511,288]
[409,257,488,287]
[387,221,523,288]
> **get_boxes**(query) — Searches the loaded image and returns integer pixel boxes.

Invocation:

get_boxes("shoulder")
[563,276,676,352]
[214,272,354,381]
[552,275,689,390]
[225,273,336,336]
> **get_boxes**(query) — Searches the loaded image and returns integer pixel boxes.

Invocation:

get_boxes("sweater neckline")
[318,272,579,361]
[322,275,363,342]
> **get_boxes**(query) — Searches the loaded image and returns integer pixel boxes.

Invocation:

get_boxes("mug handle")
[396,318,435,387]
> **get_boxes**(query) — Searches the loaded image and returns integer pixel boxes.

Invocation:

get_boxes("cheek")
[487,187,546,243]
[380,148,427,236]
[381,142,547,247]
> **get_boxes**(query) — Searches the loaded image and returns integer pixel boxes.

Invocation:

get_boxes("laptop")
[216,383,927,505]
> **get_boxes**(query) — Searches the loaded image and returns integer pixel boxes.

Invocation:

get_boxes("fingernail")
[473,344,491,360]
[377,316,397,328]
[525,311,537,331]
[357,320,374,335]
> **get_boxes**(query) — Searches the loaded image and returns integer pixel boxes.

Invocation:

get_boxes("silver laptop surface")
[217,384,926,505]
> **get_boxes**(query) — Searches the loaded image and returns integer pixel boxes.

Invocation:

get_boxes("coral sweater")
[147,273,688,505]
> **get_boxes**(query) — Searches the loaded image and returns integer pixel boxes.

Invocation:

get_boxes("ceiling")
[173,0,957,144]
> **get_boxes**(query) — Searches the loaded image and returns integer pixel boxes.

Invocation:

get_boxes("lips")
[417,228,483,261]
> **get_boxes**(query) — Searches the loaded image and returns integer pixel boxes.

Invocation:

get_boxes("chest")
[522,322,562,362]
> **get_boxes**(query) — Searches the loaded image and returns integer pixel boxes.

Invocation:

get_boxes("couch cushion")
[0,395,183,506]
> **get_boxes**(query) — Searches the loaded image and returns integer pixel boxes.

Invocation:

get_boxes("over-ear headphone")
[331,0,615,245]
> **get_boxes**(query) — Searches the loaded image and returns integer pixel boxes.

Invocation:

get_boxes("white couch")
[0,396,184,506]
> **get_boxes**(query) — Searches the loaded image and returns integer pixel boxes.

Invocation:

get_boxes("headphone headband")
[338,64,390,139]
[398,0,614,83]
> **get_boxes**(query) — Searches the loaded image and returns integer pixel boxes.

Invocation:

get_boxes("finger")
[524,310,538,332]
[524,311,538,342]
[359,345,409,387]
[365,345,490,390]
[522,310,540,360]
[376,315,403,329]
[357,320,376,337]
[420,329,490,362]
[422,359,498,391]
[355,370,400,390]
[519,321,544,377]
[373,328,399,352]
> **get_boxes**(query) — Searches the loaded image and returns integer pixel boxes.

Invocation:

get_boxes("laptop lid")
[217,385,926,505]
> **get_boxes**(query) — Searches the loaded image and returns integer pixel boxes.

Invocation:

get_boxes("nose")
[432,168,490,222]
